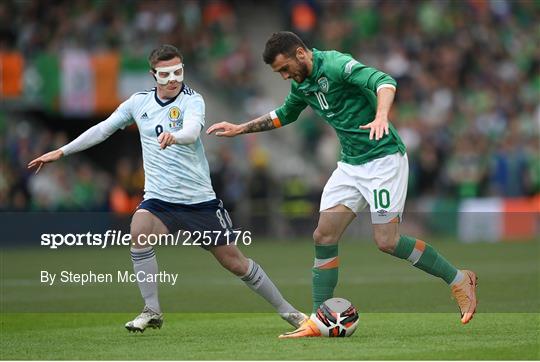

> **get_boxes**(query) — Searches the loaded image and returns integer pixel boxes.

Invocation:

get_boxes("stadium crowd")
[289,0,539,199]
[1,0,539,215]
[1,0,255,100]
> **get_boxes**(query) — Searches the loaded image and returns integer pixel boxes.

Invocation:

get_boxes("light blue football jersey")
[109,85,216,204]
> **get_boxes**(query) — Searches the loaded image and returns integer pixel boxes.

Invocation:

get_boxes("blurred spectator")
[247,148,274,235]
[489,136,528,197]
[444,136,488,199]
[524,137,540,196]
[72,163,101,210]
[280,174,317,236]
[211,146,245,213]
[288,1,318,45]
[109,158,143,214]
[412,140,444,197]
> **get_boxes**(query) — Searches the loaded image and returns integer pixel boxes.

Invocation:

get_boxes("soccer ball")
[311,297,359,337]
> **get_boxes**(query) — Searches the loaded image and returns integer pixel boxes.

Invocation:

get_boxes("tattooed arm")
[207,90,306,137]
[206,113,278,137]
[240,113,278,134]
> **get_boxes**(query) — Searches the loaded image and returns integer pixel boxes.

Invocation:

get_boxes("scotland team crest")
[318,77,329,93]
[168,106,181,121]
[168,106,183,130]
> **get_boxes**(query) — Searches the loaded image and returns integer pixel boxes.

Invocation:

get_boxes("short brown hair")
[262,31,308,64]
[148,45,183,70]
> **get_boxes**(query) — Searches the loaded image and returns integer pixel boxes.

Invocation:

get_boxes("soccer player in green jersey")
[207,31,478,338]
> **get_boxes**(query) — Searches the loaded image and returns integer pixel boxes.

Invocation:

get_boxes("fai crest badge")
[318,77,329,93]
[168,106,181,121]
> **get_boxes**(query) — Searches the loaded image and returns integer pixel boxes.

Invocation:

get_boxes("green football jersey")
[273,49,406,165]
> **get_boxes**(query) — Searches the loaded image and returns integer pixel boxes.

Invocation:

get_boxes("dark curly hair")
[262,31,308,64]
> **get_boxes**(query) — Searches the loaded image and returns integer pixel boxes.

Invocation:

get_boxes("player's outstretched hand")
[27,149,63,174]
[158,132,176,149]
[359,116,389,141]
[206,122,242,137]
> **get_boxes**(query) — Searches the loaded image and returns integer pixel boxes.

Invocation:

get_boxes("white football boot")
[280,311,308,328]
[125,306,163,333]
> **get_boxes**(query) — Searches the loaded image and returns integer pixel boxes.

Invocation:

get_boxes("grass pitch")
[1,239,539,359]
[2,312,538,360]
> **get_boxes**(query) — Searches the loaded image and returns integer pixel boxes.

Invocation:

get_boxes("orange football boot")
[279,318,321,338]
[451,270,478,324]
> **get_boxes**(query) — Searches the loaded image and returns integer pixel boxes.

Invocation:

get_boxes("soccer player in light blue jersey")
[28,45,306,333]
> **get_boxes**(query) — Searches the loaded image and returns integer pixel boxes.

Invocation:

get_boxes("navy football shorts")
[137,198,234,250]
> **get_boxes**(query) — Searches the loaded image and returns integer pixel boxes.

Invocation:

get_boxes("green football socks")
[393,235,459,284]
[312,244,339,313]
[310,236,460,314]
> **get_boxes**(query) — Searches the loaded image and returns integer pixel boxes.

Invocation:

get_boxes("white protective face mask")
[154,63,184,85]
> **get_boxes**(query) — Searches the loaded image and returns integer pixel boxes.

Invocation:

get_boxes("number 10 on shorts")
[373,188,390,209]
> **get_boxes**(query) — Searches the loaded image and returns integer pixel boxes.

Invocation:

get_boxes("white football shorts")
[319,152,409,224]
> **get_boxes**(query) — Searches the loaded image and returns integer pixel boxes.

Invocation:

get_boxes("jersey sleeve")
[334,52,397,93]
[110,95,136,129]
[60,96,135,156]
[183,94,205,127]
[273,88,307,127]
[171,94,204,145]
